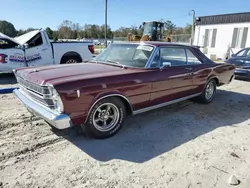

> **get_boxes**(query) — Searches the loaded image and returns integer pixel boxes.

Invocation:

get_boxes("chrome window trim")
[145,47,160,68]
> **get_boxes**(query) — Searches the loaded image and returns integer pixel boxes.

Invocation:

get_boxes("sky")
[1,0,250,30]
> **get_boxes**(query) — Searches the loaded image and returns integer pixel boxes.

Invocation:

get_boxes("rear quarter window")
[191,47,212,64]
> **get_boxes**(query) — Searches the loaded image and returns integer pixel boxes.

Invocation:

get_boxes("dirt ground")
[0,76,250,188]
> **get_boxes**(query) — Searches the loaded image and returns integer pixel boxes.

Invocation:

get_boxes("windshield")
[143,23,156,36]
[94,43,154,68]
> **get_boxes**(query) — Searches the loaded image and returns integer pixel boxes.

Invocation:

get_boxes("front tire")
[82,97,126,139]
[199,79,217,104]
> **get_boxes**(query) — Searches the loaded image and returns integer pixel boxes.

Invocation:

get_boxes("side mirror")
[160,62,171,70]
[23,43,29,49]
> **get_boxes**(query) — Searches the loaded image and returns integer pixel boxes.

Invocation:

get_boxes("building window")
[231,27,248,48]
[204,29,217,48]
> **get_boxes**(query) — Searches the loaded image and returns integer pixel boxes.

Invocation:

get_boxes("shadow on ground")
[54,89,250,163]
[0,73,17,85]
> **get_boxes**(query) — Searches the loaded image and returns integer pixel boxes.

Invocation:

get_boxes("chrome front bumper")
[13,89,72,129]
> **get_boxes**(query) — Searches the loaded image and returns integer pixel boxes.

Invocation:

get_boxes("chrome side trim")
[77,90,80,98]
[14,89,72,129]
[133,93,201,115]
[85,94,133,123]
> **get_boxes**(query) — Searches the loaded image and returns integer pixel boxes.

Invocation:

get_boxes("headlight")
[48,86,64,113]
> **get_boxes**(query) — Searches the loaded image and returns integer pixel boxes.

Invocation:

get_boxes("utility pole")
[105,0,108,48]
[189,10,195,45]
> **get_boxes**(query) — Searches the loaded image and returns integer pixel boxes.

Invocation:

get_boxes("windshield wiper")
[106,60,126,68]
[106,60,121,65]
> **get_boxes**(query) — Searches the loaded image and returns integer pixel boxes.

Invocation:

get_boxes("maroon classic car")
[13,42,235,139]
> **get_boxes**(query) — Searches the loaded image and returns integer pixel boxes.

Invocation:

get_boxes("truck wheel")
[82,97,126,139]
[61,56,81,64]
[199,79,217,104]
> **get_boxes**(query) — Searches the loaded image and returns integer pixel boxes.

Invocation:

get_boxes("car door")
[0,38,25,72]
[185,47,211,94]
[149,46,194,106]
[25,32,53,67]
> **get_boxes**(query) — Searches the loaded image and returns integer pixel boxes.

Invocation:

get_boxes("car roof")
[111,41,200,48]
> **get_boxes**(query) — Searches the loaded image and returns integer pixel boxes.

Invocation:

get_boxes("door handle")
[42,48,47,51]
[185,67,193,71]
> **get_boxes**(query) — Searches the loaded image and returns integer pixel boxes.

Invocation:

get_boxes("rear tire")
[82,97,126,139]
[61,56,81,64]
[199,79,217,104]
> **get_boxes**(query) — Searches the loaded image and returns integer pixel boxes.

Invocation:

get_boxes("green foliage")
[52,31,59,41]
[0,20,16,37]
[45,27,53,39]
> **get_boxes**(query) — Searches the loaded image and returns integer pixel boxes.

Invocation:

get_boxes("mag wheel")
[199,79,217,104]
[83,97,126,139]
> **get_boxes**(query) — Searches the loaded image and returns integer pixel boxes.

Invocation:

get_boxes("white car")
[0,29,94,73]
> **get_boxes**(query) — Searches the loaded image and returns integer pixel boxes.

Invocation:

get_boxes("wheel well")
[60,51,82,64]
[209,77,219,86]
[116,96,133,116]
[213,77,219,86]
[92,95,133,116]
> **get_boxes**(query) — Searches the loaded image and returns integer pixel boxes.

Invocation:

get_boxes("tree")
[58,20,75,39]
[0,20,16,37]
[183,24,192,34]
[45,27,53,39]
[57,20,82,39]
[162,20,176,35]
[52,31,59,41]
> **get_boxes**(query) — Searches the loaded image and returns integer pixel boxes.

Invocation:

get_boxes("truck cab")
[0,29,94,73]
[0,30,53,72]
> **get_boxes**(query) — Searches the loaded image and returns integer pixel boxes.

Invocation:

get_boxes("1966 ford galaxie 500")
[13,42,235,139]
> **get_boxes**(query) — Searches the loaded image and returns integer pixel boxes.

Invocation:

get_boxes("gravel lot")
[0,76,250,188]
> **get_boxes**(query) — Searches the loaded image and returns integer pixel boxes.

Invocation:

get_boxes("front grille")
[16,76,55,108]
[17,76,50,95]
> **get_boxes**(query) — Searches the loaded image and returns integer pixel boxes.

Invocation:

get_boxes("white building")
[194,12,250,60]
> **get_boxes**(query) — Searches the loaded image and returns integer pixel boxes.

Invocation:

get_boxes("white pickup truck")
[0,29,94,72]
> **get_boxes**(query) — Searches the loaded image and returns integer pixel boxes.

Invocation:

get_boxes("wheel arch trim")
[84,94,133,124]
[202,75,219,92]
[207,75,219,86]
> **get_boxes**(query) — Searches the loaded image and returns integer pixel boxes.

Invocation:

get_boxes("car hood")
[15,63,145,85]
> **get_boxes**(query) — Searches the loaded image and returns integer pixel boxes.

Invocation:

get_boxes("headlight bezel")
[47,85,64,113]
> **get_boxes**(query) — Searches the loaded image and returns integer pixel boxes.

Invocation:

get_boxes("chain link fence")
[170,34,191,45]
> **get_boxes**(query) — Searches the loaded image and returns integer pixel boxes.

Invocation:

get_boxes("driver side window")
[27,33,43,48]
[150,47,187,68]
